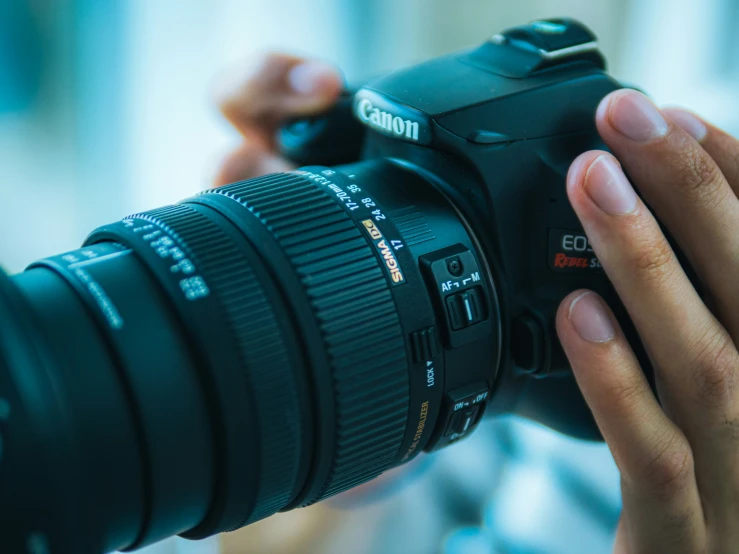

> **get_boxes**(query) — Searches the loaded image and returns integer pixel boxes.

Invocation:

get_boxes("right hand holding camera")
[216,52,739,554]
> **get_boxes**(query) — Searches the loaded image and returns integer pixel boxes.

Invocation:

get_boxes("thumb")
[215,52,342,150]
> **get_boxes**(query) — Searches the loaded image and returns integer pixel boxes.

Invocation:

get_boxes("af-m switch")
[420,244,492,348]
[445,287,485,330]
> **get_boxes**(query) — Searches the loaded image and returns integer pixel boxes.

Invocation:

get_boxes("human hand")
[214,52,739,551]
[214,53,342,186]
[557,89,739,553]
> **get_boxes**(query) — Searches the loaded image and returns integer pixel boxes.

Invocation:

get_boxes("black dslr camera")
[0,18,638,553]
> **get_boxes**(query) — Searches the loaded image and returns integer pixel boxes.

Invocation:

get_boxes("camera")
[0,18,645,553]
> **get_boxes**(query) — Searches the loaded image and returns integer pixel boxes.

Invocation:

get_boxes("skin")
[214,54,739,553]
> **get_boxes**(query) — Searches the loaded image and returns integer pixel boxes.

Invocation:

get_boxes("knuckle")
[641,431,694,499]
[629,233,676,284]
[254,52,292,76]
[245,52,292,97]
[671,139,727,205]
[731,150,739,184]
[258,51,286,67]
[687,329,738,407]
[219,52,291,112]
[721,415,739,443]
[602,372,645,414]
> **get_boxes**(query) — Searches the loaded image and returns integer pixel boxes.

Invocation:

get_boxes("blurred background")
[1,0,737,553]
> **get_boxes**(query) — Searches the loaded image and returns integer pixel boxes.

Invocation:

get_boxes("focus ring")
[206,174,409,502]
[133,204,302,525]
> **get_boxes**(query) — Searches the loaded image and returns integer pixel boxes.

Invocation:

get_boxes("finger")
[213,142,293,187]
[612,515,629,554]
[215,53,342,150]
[567,150,739,421]
[557,291,704,553]
[662,107,739,194]
[613,515,631,554]
[595,90,739,341]
[568,151,739,527]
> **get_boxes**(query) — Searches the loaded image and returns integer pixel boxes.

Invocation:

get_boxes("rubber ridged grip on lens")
[206,174,409,502]
[132,205,302,525]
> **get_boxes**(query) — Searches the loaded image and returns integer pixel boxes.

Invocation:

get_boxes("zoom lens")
[0,160,500,553]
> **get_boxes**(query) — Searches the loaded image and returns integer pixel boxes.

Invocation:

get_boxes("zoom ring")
[207,174,409,502]
[132,204,302,526]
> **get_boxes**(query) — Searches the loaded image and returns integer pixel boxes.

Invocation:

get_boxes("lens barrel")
[0,160,499,553]
[195,173,411,505]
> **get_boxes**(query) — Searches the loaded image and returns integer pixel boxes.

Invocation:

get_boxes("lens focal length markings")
[294,168,444,467]
[198,172,412,505]
[299,169,408,289]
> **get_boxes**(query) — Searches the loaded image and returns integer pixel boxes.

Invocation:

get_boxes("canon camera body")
[281,17,630,440]
[0,18,645,554]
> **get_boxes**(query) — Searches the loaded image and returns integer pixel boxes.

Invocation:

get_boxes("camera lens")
[0,159,499,553]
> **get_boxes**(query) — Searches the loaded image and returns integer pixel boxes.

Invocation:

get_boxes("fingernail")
[568,292,615,343]
[287,61,335,95]
[567,153,590,188]
[665,109,707,142]
[585,155,638,215]
[607,91,668,142]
